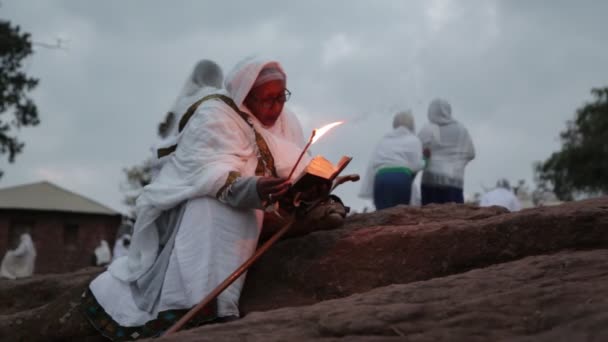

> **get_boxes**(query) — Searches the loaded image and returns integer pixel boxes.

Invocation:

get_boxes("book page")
[330,156,352,180]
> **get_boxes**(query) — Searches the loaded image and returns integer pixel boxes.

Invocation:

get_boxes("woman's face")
[244,80,287,127]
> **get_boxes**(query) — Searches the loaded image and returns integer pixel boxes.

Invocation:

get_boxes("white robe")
[91,57,308,327]
[480,188,522,212]
[0,234,36,280]
[94,240,112,266]
[418,99,475,188]
[359,126,425,203]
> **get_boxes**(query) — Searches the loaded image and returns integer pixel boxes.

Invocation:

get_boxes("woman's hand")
[256,177,291,202]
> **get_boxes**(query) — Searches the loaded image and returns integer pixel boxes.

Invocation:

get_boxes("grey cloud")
[1,0,607,213]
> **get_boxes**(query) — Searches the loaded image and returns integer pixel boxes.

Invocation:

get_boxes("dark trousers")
[373,171,413,210]
[421,184,464,205]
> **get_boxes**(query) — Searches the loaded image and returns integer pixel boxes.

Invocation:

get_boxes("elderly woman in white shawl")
[0,233,36,280]
[83,57,308,340]
[359,111,425,210]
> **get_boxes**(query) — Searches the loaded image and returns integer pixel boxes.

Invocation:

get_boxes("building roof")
[0,181,120,216]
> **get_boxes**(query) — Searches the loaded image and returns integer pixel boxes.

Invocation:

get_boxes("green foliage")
[535,87,608,200]
[0,20,39,178]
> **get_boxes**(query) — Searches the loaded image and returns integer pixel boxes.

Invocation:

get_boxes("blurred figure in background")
[480,179,522,212]
[151,59,224,179]
[0,233,36,280]
[360,111,425,210]
[162,59,224,137]
[418,98,475,205]
[93,240,111,267]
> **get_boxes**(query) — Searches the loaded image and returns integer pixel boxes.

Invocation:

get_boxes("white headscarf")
[169,60,224,135]
[1,233,36,280]
[393,110,415,131]
[427,98,454,126]
[110,57,307,282]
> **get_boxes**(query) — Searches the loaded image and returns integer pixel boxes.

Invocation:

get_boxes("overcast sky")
[1,0,607,214]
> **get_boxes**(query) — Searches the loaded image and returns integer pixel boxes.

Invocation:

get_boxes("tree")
[0,20,39,178]
[121,111,176,216]
[535,87,608,200]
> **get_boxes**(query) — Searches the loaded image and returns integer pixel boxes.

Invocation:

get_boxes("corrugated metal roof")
[0,181,120,216]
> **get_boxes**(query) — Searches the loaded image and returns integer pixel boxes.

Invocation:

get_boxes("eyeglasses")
[251,89,291,109]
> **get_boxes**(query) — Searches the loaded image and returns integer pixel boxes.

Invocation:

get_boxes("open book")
[291,155,352,192]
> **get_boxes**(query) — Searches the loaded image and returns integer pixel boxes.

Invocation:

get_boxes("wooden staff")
[163,215,296,336]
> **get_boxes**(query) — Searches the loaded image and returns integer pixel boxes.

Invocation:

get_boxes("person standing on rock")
[359,111,425,210]
[80,56,324,340]
[0,233,36,280]
[418,98,475,205]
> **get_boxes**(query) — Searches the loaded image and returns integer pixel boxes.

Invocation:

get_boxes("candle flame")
[311,121,344,144]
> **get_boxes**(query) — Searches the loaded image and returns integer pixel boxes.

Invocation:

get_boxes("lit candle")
[286,121,344,180]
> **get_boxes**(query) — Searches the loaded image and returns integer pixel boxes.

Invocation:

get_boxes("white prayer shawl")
[94,240,112,266]
[480,188,522,212]
[0,234,36,280]
[94,58,308,326]
[418,99,475,187]
[112,234,131,261]
[359,126,425,199]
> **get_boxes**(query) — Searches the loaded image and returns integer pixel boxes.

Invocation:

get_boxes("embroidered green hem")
[376,166,413,176]
[81,289,218,341]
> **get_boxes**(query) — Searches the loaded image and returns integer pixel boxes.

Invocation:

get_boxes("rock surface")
[240,199,608,313]
[0,267,101,316]
[0,198,606,341]
[160,249,608,341]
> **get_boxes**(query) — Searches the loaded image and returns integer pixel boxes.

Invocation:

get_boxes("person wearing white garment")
[479,179,522,212]
[359,111,425,209]
[0,233,36,280]
[81,57,309,340]
[93,240,112,266]
[418,98,475,205]
[112,234,131,261]
[151,59,224,180]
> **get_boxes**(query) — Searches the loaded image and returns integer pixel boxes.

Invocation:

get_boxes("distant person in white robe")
[112,234,131,261]
[151,59,224,180]
[418,98,475,205]
[84,57,309,339]
[0,233,36,280]
[360,111,425,210]
[410,172,422,207]
[93,240,112,266]
[480,179,522,212]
